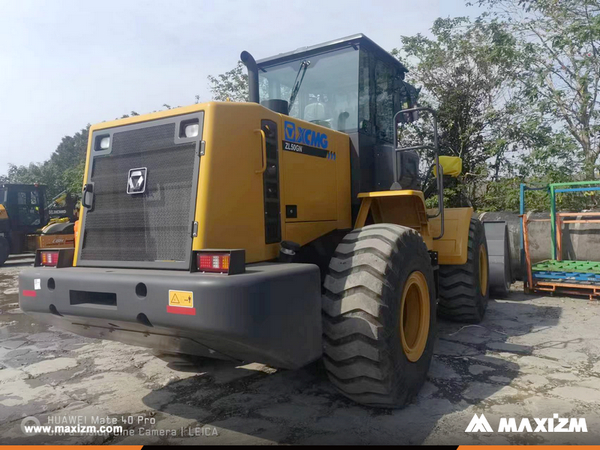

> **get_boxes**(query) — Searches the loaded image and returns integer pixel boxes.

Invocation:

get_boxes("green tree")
[482,129,583,211]
[5,126,89,199]
[207,61,248,102]
[478,0,600,179]
[395,17,526,208]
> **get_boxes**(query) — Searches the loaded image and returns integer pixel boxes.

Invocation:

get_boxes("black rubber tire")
[438,218,489,323]
[322,224,436,408]
[0,237,8,267]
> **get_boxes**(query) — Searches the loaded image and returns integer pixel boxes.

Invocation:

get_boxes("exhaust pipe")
[240,51,259,104]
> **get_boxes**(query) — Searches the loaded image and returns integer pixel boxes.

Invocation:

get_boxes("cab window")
[259,47,360,133]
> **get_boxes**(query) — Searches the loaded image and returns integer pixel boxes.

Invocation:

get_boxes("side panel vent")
[262,120,281,244]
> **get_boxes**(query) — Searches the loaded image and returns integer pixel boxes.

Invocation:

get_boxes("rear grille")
[80,121,198,265]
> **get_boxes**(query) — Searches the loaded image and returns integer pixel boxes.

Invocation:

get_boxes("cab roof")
[256,34,408,75]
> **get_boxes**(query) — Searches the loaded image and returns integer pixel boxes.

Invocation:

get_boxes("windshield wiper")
[288,60,310,112]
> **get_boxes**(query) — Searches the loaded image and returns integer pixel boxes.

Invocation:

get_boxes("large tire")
[322,224,436,408]
[0,237,8,267]
[438,218,489,323]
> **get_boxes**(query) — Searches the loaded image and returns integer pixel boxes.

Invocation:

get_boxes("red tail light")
[35,248,74,268]
[40,251,59,267]
[197,253,230,273]
[194,249,245,275]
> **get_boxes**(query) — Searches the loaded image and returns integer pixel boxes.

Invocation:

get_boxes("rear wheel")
[438,218,489,323]
[0,237,8,267]
[322,224,436,408]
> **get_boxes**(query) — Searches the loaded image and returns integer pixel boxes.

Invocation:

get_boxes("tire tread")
[322,224,435,407]
[438,219,488,323]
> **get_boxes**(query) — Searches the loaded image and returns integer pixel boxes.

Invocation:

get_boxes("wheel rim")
[400,271,430,363]
[479,244,488,296]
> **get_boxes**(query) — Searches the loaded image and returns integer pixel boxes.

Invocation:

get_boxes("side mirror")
[395,108,432,150]
[434,156,462,177]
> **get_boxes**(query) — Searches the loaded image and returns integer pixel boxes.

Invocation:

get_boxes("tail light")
[35,248,74,268]
[41,251,59,267]
[198,253,229,272]
[194,249,245,275]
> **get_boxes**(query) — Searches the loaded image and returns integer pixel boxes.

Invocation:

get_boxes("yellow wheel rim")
[479,244,488,296]
[399,271,430,363]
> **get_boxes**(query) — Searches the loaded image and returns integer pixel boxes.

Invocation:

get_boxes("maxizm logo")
[284,120,329,149]
[465,413,588,433]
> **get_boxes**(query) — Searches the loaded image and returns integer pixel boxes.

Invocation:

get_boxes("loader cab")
[0,184,49,254]
[257,34,421,217]
[0,184,48,233]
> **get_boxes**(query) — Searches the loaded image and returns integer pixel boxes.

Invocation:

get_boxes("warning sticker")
[169,290,193,308]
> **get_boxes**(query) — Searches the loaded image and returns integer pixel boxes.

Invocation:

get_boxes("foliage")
[478,0,600,180]
[4,126,89,199]
[396,7,600,212]
[395,17,530,209]
[207,61,249,102]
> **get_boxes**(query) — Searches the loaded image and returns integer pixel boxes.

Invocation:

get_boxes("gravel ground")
[1,254,600,445]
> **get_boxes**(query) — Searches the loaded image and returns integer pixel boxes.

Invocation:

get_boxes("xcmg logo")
[284,121,328,149]
[466,413,588,433]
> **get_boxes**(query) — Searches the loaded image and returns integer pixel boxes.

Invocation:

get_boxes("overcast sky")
[0,0,482,175]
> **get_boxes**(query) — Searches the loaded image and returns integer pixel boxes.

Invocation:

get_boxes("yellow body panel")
[193,102,281,262]
[75,102,352,265]
[285,221,338,247]
[0,205,7,220]
[354,192,472,265]
[283,151,336,222]
[355,191,433,248]
[194,103,351,262]
[429,207,473,265]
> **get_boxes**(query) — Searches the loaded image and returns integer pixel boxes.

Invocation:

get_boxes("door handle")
[82,183,94,209]
[254,129,267,174]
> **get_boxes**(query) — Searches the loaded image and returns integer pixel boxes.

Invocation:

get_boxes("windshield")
[259,47,359,132]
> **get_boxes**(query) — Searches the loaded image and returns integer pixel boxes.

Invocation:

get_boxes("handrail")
[393,106,444,239]
[254,129,267,174]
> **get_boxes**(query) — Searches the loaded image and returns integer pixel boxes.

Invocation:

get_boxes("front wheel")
[322,224,436,408]
[438,218,489,323]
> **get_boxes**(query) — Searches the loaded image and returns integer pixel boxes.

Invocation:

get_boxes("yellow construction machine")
[0,184,75,266]
[20,35,489,407]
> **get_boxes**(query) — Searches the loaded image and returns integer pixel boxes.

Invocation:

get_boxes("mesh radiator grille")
[80,123,196,264]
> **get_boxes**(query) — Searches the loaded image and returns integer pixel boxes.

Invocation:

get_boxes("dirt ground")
[1,254,600,445]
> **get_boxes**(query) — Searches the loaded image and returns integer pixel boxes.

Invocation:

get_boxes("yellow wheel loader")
[0,184,75,266]
[19,34,490,408]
